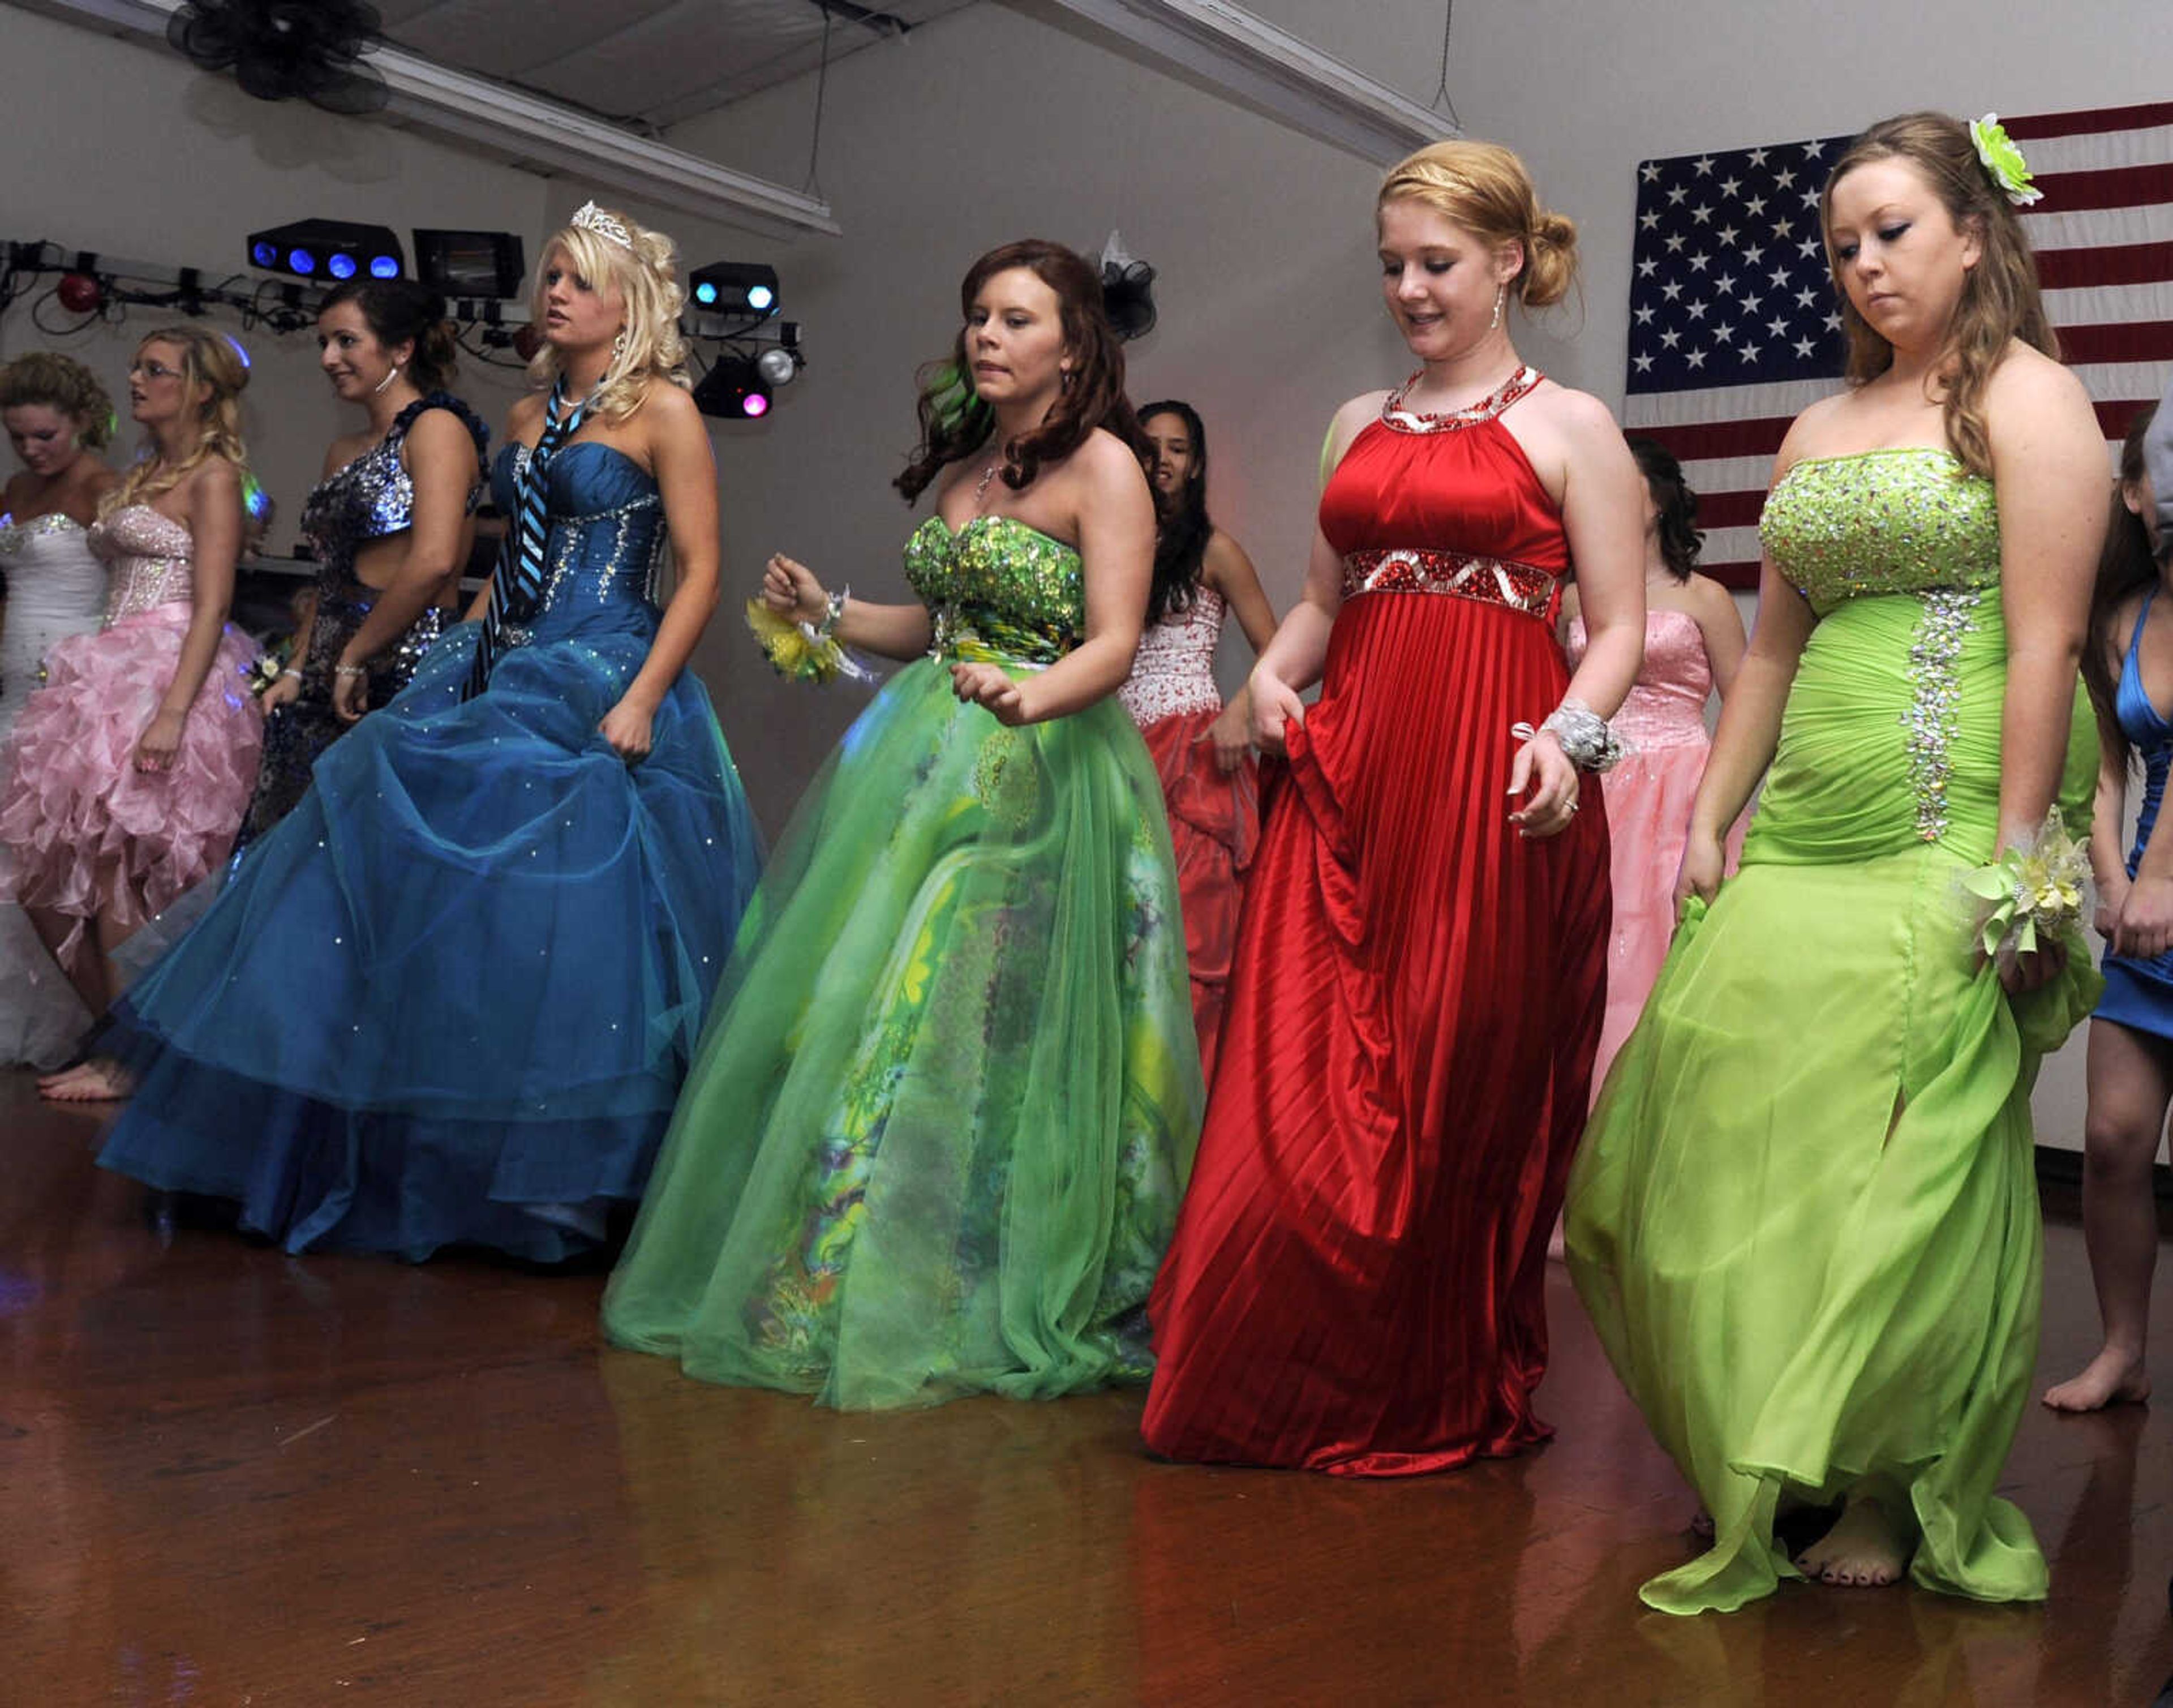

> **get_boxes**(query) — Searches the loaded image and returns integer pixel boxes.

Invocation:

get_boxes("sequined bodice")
[0,512,106,619]
[487,441,665,637]
[300,393,487,590]
[87,504,195,624]
[1760,449,1999,615]
[1567,608,1713,749]
[903,515,1084,666]
[1119,583,1226,726]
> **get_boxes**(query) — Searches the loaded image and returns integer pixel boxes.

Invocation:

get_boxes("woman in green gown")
[602,239,1203,1408]
[1565,113,2109,1612]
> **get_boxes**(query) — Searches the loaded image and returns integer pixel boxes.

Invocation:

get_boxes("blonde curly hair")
[103,325,254,516]
[527,206,690,422]
[0,351,117,448]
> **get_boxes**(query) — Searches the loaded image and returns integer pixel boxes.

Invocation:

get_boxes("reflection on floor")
[7,1070,2171,1705]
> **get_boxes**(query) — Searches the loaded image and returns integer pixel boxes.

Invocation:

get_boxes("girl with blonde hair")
[1567,111,2107,1611]
[1143,139,1647,1471]
[97,204,762,1260]
[1,328,263,1096]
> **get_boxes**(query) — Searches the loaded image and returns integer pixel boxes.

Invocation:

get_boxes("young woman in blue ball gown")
[96,204,762,1261]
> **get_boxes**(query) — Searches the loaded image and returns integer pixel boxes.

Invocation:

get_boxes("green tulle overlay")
[1566,589,2099,1613]
[603,656,1203,1408]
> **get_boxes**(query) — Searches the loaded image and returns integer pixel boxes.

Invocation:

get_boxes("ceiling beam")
[1021,0,1450,164]
[15,0,843,238]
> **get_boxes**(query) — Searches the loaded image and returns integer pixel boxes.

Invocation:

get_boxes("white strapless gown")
[0,513,104,1064]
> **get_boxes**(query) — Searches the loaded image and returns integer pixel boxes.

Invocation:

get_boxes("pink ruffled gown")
[0,504,261,968]
[1567,607,1743,1092]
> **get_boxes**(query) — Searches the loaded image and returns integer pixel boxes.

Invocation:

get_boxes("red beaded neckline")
[1381,364,1543,434]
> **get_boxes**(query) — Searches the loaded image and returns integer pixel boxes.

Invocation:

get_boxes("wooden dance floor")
[8,1072,2172,1706]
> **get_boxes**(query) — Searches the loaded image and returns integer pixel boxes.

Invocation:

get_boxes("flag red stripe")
[2000,102,2173,140]
[1629,416,1796,460]
[2058,320,2173,363]
[1694,490,1770,531]
[2099,398,2161,436]
[2037,242,2173,290]
[2034,162,2173,213]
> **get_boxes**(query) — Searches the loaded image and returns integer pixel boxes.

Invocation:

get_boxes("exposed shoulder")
[1522,380,1621,443]
[636,379,701,430]
[402,405,482,469]
[1331,390,1390,440]
[1072,425,1154,494]
[1,471,32,512]
[1684,571,1737,615]
[505,390,547,441]
[186,454,242,505]
[1770,394,1849,479]
[1986,340,2088,407]
[2106,586,2150,661]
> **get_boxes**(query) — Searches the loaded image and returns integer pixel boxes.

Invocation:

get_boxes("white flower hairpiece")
[570,200,634,249]
[1968,114,2043,207]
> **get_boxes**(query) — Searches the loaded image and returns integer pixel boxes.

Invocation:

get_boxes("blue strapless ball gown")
[97,442,763,1260]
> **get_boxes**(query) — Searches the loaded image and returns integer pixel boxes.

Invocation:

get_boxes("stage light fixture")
[755,346,800,388]
[244,220,406,285]
[693,354,772,420]
[689,261,780,317]
[414,229,526,300]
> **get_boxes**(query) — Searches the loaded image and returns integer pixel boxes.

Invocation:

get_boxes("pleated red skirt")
[1141,589,1610,1474]
[1137,709,1259,1090]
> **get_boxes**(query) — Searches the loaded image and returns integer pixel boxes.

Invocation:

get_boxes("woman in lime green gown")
[602,241,1202,1409]
[1565,113,2110,1613]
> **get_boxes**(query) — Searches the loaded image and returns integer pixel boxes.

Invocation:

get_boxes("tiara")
[570,200,633,249]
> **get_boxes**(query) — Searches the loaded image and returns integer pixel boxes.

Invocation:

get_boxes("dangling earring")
[611,329,629,360]
[1489,286,1506,333]
[1060,366,1076,392]
[372,364,402,396]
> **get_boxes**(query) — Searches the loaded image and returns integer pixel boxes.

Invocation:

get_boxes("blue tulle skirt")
[97,618,763,1261]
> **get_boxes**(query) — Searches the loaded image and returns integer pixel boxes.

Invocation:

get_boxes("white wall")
[0,6,559,543]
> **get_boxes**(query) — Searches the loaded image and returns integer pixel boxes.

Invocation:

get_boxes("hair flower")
[1969,114,2043,207]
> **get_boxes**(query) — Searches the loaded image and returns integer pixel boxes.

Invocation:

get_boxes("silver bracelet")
[1511,696,1625,773]
[816,586,848,639]
[333,663,368,679]
[278,667,302,682]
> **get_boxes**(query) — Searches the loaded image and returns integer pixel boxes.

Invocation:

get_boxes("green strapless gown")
[603,515,1203,1408]
[1565,449,2098,1613]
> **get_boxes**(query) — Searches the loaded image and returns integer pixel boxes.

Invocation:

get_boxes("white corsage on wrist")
[1962,810,2088,968]
[1511,696,1625,773]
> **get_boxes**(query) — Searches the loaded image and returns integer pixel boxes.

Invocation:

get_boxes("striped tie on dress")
[462,377,592,701]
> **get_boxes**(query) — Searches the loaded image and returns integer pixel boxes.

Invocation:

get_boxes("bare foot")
[1797,1495,1909,1588]
[2043,1347,2151,1411]
[38,1058,135,1103]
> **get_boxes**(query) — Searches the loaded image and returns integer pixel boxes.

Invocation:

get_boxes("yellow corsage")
[1962,809,2088,963]
[744,598,873,685]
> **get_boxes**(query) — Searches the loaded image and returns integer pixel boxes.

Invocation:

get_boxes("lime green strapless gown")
[603,515,1204,1408]
[1565,449,2098,1614]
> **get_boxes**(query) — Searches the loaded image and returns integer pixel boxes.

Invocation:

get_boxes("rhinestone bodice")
[1119,584,1226,726]
[300,393,488,594]
[1760,449,2000,615]
[485,440,666,645]
[88,504,196,624]
[903,514,1084,667]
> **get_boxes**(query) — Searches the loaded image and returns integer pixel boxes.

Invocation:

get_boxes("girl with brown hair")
[604,239,1203,1409]
[1566,111,2108,1611]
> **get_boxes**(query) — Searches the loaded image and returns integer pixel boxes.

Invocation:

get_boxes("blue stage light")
[746,283,775,312]
[289,249,317,275]
[693,281,719,306]
[251,241,278,268]
[370,255,400,279]
[328,253,358,280]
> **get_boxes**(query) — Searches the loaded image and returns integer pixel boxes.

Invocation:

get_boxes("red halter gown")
[1141,370,1611,1474]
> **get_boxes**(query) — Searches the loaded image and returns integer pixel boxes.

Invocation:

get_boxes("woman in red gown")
[1141,140,1647,1474]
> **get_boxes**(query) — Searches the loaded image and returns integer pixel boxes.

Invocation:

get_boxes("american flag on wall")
[1624,101,2173,589]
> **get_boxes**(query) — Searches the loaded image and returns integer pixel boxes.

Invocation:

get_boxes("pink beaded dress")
[1118,583,1259,1088]
[0,503,261,969]
[1566,607,1743,1091]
